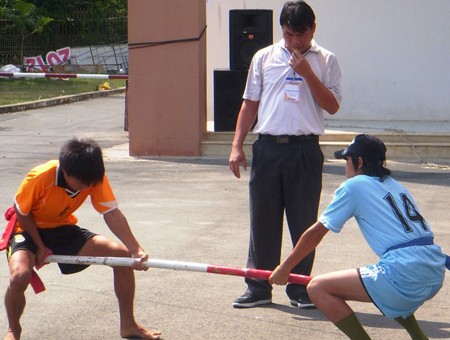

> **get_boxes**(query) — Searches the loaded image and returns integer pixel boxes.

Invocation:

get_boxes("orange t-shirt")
[13,160,117,232]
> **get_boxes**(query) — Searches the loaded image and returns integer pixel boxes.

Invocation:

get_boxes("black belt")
[258,134,318,144]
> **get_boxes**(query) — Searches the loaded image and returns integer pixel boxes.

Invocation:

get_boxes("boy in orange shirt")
[4,138,161,340]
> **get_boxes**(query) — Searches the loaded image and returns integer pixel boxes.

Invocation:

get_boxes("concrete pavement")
[0,95,449,339]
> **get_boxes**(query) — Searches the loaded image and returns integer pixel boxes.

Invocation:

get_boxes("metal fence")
[0,11,127,67]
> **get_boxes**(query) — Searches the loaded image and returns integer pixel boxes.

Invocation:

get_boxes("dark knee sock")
[395,314,428,340]
[334,312,371,339]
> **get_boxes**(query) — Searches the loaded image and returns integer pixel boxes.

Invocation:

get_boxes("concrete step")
[201,131,450,161]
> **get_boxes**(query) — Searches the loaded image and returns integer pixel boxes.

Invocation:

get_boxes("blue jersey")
[320,175,433,257]
[320,175,447,318]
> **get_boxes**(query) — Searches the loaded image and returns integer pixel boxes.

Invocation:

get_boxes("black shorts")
[7,225,97,274]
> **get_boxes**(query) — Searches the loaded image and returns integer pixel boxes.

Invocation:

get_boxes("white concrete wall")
[206,0,450,122]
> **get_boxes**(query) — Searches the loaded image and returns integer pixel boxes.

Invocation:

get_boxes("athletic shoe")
[289,298,316,309]
[232,292,272,308]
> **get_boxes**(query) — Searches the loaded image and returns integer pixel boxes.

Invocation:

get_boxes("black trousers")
[245,136,323,300]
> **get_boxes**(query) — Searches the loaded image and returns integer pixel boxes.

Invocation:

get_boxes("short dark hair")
[280,1,315,33]
[59,138,105,186]
[350,153,391,179]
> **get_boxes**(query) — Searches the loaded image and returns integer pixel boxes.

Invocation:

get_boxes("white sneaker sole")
[289,299,316,309]
[232,298,271,308]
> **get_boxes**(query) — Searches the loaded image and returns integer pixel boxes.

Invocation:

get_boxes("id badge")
[284,76,303,102]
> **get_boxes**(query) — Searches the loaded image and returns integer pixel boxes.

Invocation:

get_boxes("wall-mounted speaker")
[229,9,273,70]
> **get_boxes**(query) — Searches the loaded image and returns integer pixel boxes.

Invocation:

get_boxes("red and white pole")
[45,255,311,285]
[0,72,128,80]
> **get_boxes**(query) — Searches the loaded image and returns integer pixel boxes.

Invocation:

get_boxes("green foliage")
[1,0,54,62]
[0,0,128,66]
[8,2,53,34]
[32,0,127,19]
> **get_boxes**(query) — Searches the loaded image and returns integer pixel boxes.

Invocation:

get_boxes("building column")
[127,0,206,156]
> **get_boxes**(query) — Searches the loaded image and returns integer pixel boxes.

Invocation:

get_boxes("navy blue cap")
[334,134,386,162]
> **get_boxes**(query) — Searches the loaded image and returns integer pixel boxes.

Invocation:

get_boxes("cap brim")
[334,149,347,159]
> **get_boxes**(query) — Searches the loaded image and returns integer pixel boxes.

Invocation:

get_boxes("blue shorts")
[358,244,446,319]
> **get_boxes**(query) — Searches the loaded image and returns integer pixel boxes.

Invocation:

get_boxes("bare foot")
[121,323,161,339]
[4,329,18,340]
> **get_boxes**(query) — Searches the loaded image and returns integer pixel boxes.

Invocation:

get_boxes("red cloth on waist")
[2,206,46,294]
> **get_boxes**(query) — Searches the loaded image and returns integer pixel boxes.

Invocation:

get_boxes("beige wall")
[127,0,206,156]
[207,0,450,122]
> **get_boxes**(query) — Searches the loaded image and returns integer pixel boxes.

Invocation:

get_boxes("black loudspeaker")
[214,69,248,131]
[229,9,273,70]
